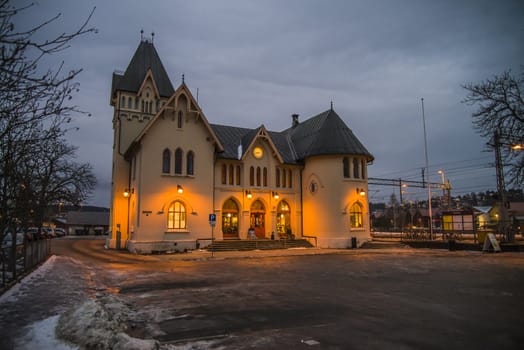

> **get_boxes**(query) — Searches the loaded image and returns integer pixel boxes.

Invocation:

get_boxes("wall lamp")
[177,184,184,194]
[272,191,280,199]
[246,190,252,199]
[356,188,366,196]
[123,188,134,198]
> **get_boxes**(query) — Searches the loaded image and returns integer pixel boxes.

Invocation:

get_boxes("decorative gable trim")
[242,125,284,164]
[137,69,160,98]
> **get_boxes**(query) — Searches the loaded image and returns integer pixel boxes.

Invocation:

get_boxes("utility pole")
[494,130,511,241]
[421,98,433,239]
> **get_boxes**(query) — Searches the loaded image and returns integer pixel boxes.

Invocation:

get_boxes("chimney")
[292,114,299,127]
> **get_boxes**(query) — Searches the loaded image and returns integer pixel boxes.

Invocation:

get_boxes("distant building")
[108,38,374,253]
[55,210,109,235]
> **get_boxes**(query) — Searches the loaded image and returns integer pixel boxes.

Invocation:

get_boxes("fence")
[1,239,51,290]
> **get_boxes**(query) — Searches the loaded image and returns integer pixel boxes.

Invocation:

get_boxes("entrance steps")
[207,239,314,252]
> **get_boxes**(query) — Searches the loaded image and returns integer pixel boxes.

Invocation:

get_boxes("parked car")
[54,228,66,237]
[25,227,46,240]
[42,227,56,238]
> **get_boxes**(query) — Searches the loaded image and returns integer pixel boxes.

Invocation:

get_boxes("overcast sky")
[14,0,524,206]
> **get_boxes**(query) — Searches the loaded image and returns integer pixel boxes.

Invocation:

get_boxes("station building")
[107,38,374,253]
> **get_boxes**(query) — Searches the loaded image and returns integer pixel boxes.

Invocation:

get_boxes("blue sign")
[209,214,216,222]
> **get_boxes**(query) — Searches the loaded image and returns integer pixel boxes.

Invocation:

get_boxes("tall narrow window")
[229,164,234,185]
[343,157,350,178]
[250,166,254,186]
[221,164,227,184]
[134,97,139,109]
[177,111,183,128]
[141,100,145,112]
[282,168,286,188]
[350,202,363,228]
[128,97,132,109]
[175,148,183,174]
[256,167,261,187]
[236,165,241,186]
[168,201,186,229]
[263,167,268,187]
[361,159,366,179]
[187,151,194,175]
[121,96,125,107]
[353,158,360,179]
[276,168,281,187]
[288,169,292,188]
[162,149,171,174]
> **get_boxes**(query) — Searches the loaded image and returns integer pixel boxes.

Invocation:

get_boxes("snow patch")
[56,294,159,350]
[15,315,78,350]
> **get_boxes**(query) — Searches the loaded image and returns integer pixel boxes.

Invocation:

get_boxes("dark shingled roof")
[285,109,373,161]
[211,109,373,164]
[113,40,174,97]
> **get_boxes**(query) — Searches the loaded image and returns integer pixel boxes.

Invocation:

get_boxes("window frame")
[349,202,364,229]
[167,201,187,230]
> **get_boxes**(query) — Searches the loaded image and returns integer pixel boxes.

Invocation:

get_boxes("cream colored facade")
[108,39,373,253]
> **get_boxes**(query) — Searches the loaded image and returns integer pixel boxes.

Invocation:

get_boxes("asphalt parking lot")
[2,239,524,349]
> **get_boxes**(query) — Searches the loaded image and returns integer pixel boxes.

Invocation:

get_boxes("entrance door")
[250,200,266,238]
[222,198,239,239]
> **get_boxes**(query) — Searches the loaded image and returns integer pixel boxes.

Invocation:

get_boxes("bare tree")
[462,69,524,186]
[0,0,96,239]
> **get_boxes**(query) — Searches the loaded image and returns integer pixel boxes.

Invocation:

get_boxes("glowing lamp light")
[123,188,133,198]
[356,188,366,196]
[512,144,523,150]
[177,184,184,194]
[273,191,279,199]
[246,190,252,199]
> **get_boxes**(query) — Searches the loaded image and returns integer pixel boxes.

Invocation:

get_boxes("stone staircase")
[207,239,314,252]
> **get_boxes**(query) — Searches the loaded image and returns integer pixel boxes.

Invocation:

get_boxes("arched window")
[177,111,183,128]
[187,151,194,175]
[263,167,268,187]
[175,148,183,174]
[256,167,261,187]
[343,157,350,178]
[249,166,254,186]
[288,169,293,188]
[349,202,363,229]
[168,201,186,229]
[156,100,160,113]
[222,198,239,237]
[353,158,360,179]
[229,164,234,185]
[162,149,171,174]
[276,200,291,235]
[236,165,241,186]
[134,97,139,109]
[121,96,125,107]
[141,100,145,112]
[361,159,366,179]
[221,164,227,184]
[276,168,281,187]
[282,168,286,188]
[128,97,132,109]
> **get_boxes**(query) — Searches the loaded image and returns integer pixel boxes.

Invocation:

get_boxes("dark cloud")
[12,0,524,206]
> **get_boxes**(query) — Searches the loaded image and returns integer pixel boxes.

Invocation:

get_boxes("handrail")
[302,235,317,247]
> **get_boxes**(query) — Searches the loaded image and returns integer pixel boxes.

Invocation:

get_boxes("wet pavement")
[1,238,524,349]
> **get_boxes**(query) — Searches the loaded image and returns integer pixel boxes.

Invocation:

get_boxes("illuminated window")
[162,149,171,174]
[350,202,363,228]
[175,148,183,174]
[168,201,186,229]
[276,200,291,234]
[222,198,239,237]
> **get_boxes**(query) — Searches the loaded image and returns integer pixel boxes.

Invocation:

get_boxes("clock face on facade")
[253,146,263,159]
